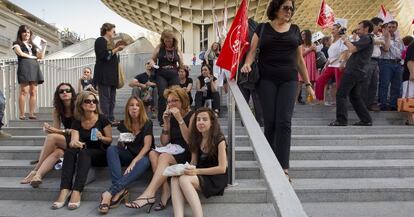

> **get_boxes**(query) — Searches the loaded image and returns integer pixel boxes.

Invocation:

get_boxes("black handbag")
[239,23,266,89]
[316,51,327,69]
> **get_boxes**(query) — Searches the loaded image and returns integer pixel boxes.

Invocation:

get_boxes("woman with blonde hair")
[51,91,112,210]
[125,85,194,213]
[204,42,221,67]
[98,96,154,214]
[148,29,185,126]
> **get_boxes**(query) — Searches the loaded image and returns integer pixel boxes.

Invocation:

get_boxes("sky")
[9,0,151,39]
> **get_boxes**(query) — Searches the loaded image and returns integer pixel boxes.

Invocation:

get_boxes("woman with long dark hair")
[12,25,47,120]
[178,67,193,106]
[194,65,220,116]
[20,83,76,188]
[241,0,315,182]
[171,107,227,217]
[98,96,154,214]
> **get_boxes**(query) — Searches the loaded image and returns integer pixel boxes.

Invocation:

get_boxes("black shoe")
[328,121,347,126]
[368,105,380,112]
[352,121,372,126]
[389,107,397,111]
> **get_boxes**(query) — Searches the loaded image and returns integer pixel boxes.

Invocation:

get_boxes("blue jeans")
[0,91,5,129]
[378,60,403,109]
[106,145,150,195]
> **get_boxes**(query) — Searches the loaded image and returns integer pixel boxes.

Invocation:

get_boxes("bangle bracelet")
[178,120,185,125]
[162,129,169,135]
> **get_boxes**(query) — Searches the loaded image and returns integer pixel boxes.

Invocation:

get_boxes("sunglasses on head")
[281,5,294,12]
[59,89,72,94]
[83,99,98,104]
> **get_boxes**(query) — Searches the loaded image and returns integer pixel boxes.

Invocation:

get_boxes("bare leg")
[179,175,203,217]
[171,176,185,217]
[149,151,170,204]
[19,84,29,117]
[36,148,64,178]
[28,82,37,117]
[34,134,66,171]
[127,153,176,206]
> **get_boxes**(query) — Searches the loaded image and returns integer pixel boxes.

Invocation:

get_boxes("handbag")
[316,51,327,69]
[239,23,266,89]
[397,81,414,113]
[117,64,125,89]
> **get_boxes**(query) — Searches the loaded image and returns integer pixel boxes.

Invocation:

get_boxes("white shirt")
[372,34,382,58]
[328,39,348,67]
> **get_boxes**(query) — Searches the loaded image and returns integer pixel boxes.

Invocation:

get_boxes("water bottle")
[90,128,98,141]
[203,77,210,97]
[54,158,63,170]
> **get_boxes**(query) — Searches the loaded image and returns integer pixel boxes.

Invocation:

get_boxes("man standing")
[329,20,374,126]
[361,17,384,111]
[378,21,405,111]
[0,90,11,138]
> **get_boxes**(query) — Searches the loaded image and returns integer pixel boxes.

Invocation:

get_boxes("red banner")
[316,0,335,28]
[216,0,248,80]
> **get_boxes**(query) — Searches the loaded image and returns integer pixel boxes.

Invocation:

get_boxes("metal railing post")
[227,91,236,185]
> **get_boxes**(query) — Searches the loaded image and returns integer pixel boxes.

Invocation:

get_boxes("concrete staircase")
[0,87,276,217]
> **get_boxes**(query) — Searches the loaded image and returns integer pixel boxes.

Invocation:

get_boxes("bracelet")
[305,83,311,87]
[178,119,185,125]
[162,129,169,135]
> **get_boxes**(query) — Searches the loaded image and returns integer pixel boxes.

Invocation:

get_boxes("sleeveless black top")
[157,47,179,68]
[61,115,74,129]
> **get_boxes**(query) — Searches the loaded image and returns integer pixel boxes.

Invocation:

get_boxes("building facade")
[102,0,414,54]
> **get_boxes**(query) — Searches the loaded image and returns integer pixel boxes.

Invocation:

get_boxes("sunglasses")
[83,99,98,104]
[58,89,72,94]
[281,5,294,12]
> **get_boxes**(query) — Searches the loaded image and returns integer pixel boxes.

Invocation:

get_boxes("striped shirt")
[379,36,404,60]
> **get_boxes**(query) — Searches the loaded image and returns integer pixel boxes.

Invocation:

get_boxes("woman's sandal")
[98,196,110,215]
[20,170,37,184]
[68,192,82,210]
[284,171,292,183]
[28,115,37,120]
[19,116,27,120]
[30,174,42,188]
[51,190,72,210]
[154,197,170,211]
[125,197,156,213]
[109,190,129,209]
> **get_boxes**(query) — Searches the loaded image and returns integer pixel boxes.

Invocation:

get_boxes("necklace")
[165,49,175,62]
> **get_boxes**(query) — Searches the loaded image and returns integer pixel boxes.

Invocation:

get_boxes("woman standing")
[12,25,47,120]
[204,42,221,67]
[171,108,228,217]
[149,30,184,126]
[178,68,193,106]
[241,0,315,182]
[51,91,112,210]
[98,96,154,214]
[20,83,76,188]
[125,86,194,213]
[93,23,125,123]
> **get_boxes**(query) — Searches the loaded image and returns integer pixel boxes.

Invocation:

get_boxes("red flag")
[316,0,335,28]
[216,0,248,80]
[377,5,393,24]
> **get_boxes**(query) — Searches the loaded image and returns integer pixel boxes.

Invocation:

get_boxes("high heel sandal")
[20,170,37,184]
[98,196,110,215]
[51,190,72,210]
[154,196,171,211]
[284,171,292,183]
[30,174,42,188]
[110,190,129,209]
[125,197,156,213]
[68,192,82,210]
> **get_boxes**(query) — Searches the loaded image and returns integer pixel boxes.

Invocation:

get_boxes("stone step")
[289,159,414,178]
[303,201,414,217]
[290,145,414,160]
[294,177,414,202]
[0,160,260,180]
[291,118,406,126]
[0,135,251,147]
[0,146,255,161]
[0,200,277,217]
[291,111,404,119]
[292,134,414,146]
[0,177,269,203]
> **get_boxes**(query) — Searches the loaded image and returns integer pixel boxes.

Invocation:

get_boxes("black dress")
[169,111,194,164]
[61,115,74,144]
[197,138,228,198]
[12,42,44,84]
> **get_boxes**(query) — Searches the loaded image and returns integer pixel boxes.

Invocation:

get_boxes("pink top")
[299,47,318,82]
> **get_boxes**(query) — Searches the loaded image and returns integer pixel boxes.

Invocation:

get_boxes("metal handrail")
[226,76,307,217]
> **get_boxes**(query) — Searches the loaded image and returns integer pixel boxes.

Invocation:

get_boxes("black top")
[255,23,302,81]
[12,42,38,61]
[134,72,154,84]
[169,110,194,149]
[61,115,74,129]
[117,120,154,156]
[71,114,111,150]
[179,77,193,89]
[197,75,217,93]
[93,37,119,86]
[321,46,329,58]
[158,47,179,68]
[80,79,95,90]
[345,34,374,74]
[403,43,414,81]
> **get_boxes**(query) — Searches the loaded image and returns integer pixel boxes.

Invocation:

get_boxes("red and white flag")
[316,0,335,28]
[216,0,249,80]
[377,5,394,24]
[222,5,228,38]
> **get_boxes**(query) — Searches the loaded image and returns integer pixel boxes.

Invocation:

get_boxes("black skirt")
[17,59,44,84]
